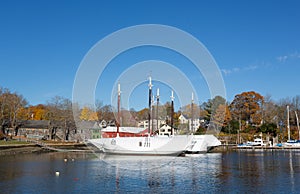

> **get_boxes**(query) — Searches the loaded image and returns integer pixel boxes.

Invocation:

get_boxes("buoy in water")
[55,171,60,176]
[64,159,67,162]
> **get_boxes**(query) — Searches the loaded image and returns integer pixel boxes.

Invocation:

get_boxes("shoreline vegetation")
[1,87,300,151]
[1,136,300,156]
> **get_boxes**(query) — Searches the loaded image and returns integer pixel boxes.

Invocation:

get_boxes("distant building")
[189,118,200,132]
[137,120,149,128]
[15,120,49,140]
[90,128,101,139]
[178,114,189,124]
[76,121,101,140]
[178,114,205,132]
[137,119,166,131]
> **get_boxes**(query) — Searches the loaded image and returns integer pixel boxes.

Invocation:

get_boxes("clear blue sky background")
[0,0,299,110]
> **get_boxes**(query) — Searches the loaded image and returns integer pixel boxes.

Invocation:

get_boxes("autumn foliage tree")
[96,105,114,122]
[180,103,200,119]
[80,107,98,121]
[213,104,231,127]
[230,91,264,128]
[28,104,48,120]
[202,96,226,121]
[2,82,300,140]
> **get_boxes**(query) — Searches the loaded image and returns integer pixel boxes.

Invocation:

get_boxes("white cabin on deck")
[158,124,175,136]
[99,120,107,128]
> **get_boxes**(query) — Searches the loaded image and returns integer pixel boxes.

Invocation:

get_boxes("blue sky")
[0,0,300,110]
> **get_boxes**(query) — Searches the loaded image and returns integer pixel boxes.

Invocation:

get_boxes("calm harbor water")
[0,150,299,193]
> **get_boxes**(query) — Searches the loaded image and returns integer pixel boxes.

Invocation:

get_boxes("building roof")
[76,121,100,129]
[20,120,49,129]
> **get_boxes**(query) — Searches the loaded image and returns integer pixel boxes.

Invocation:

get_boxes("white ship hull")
[185,135,221,153]
[89,135,193,156]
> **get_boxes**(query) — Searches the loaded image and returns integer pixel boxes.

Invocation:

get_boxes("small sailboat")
[283,106,300,148]
[88,77,192,156]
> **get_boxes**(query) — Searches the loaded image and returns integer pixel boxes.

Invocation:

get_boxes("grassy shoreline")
[0,139,89,155]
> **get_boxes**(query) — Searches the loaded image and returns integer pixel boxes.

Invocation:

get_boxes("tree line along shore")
[1,86,300,145]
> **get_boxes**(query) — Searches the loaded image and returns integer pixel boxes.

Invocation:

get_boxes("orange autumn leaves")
[79,107,98,121]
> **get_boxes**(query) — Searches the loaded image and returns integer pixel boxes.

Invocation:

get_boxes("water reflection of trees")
[218,150,300,193]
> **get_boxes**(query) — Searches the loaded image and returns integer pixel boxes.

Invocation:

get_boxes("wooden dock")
[212,144,300,152]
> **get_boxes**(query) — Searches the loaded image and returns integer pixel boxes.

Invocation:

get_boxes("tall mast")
[117,82,121,136]
[287,105,290,141]
[191,92,194,133]
[170,91,175,135]
[156,88,160,132]
[295,111,300,140]
[151,95,154,134]
[148,76,153,134]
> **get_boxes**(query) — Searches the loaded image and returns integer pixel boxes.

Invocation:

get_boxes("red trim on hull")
[101,129,149,138]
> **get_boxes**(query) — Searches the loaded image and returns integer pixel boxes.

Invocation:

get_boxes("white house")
[179,114,189,124]
[189,118,200,132]
[137,119,166,130]
[137,120,149,128]
[179,114,205,132]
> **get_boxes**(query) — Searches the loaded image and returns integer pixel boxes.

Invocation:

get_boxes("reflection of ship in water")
[98,153,222,192]
[97,153,175,171]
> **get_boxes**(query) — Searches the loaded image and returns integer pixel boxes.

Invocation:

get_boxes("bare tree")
[9,93,27,135]
[0,88,27,136]
[292,95,300,111]
[262,95,278,124]
[0,88,10,129]
[46,96,75,140]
